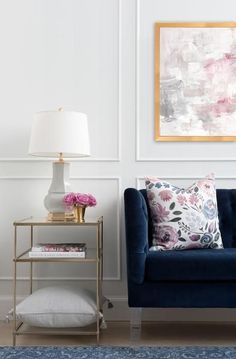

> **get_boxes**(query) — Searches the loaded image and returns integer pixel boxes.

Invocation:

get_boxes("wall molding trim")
[0,275,119,282]
[0,176,121,181]
[136,158,236,162]
[135,0,141,162]
[1,156,236,164]
[0,157,121,162]
[117,0,122,162]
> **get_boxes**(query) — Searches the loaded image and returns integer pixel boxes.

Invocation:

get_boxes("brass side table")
[13,216,103,346]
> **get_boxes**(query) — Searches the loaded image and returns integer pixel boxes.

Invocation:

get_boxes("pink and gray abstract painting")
[160,26,236,137]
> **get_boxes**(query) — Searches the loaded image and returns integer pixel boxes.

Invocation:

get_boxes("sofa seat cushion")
[146,248,236,281]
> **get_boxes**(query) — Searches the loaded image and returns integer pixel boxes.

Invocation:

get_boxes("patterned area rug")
[1,346,236,359]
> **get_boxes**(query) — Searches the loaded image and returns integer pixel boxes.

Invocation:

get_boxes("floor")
[1,321,236,346]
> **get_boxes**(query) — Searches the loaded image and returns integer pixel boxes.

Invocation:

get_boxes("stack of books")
[28,243,86,258]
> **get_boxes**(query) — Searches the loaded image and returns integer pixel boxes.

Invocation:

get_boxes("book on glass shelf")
[31,243,86,252]
[28,251,86,258]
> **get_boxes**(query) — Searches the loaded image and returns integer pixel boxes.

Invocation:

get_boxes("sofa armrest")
[124,188,149,284]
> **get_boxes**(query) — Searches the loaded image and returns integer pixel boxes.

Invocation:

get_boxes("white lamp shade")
[29,111,90,158]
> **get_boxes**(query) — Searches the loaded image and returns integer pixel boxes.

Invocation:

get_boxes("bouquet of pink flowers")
[64,192,97,208]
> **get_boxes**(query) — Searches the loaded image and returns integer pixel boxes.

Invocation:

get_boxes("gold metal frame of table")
[12,216,103,346]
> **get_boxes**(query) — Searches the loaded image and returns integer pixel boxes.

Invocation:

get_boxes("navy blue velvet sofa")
[124,188,236,312]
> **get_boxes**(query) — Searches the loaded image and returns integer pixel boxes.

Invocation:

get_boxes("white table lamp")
[29,109,90,221]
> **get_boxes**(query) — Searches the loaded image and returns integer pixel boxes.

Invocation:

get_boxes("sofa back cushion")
[216,189,236,248]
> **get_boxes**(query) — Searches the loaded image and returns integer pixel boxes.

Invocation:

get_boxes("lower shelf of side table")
[13,321,101,337]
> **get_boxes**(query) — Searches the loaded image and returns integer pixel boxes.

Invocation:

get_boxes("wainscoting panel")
[0,0,121,161]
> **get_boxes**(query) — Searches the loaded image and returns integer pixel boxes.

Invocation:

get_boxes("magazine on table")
[31,243,86,252]
[28,251,86,258]
[29,243,86,258]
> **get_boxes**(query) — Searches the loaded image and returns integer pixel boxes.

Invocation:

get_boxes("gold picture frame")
[155,22,236,141]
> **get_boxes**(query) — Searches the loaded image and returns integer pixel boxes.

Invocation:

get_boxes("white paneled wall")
[1,0,236,322]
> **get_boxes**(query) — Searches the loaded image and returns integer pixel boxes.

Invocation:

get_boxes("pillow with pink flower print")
[145,174,223,251]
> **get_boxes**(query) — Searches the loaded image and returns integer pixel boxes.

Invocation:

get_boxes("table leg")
[13,225,17,346]
[30,225,33,294]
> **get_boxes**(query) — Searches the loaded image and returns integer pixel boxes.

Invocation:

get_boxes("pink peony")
[155,225,179,249]
[189,193,199,205]
[75,193,90,206]
[64,192,76,207]
[177,194,187,206]
[64,192,97,208]
[88,194,97,207]
[158,190,173,202]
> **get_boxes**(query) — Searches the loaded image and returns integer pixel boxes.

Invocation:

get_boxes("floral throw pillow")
[145,174,223,251]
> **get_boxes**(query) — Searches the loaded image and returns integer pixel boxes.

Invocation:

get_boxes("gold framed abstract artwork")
[155,22,236,141]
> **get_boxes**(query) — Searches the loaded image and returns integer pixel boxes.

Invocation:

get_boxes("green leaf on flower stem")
[173,211,182,215]
[169,202,175,210]
[170,217,181,222]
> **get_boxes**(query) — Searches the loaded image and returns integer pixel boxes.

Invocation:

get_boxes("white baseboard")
[2,295,236,322]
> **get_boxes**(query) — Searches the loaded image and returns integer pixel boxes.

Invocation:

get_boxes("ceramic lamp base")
[44,161,72,218]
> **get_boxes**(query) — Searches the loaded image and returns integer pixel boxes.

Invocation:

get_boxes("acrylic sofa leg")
[130,307,142,342]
